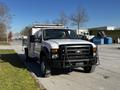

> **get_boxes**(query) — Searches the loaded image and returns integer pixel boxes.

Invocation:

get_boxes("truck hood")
[44,39,96,49]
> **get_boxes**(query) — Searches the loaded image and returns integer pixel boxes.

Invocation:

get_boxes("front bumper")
[51,57,99,68]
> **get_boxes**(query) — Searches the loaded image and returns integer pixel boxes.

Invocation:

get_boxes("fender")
[40,47,51,61]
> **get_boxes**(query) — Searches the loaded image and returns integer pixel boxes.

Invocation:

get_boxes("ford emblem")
[76,50,81,54]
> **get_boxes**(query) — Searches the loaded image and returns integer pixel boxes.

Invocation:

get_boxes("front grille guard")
[59,44,92,60]
[59,44,93,67]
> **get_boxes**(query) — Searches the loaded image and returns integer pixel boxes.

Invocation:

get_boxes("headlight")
[93,47,97,56]
[51,49,59,59]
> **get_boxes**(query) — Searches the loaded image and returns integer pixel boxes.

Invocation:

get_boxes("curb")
[17,53,46,90]
[29,71,46,90]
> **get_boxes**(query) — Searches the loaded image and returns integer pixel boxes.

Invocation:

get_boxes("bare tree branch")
[53,11,68,26]
[0,2,11,41]
[70,7,88,30]
[20,26,32,36]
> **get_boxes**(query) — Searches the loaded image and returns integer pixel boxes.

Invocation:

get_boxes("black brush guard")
[51,44,98,68]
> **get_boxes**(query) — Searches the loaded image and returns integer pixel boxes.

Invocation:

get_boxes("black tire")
[83,65,96,73]
[40,55,51,77]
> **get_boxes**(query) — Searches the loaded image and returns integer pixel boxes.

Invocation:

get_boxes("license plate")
[76,62,83,66]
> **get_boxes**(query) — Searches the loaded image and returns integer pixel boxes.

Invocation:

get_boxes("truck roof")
[33,24,64,28]
[31,24,65,35]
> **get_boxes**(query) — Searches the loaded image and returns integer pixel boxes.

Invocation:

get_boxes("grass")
[0,50,40,90]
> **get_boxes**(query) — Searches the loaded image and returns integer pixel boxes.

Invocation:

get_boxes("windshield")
[43,29,78,40]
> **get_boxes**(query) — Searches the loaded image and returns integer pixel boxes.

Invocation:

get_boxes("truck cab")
[25,25,99,77]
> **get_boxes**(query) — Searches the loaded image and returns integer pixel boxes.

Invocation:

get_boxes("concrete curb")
[18,54,46,90]
[29,71,46,90]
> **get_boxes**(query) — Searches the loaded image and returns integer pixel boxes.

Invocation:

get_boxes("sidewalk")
[0,45,13,49]
[0,45,24,54]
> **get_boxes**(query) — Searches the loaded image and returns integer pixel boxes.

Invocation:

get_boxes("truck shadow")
[25,61,42,77]
[51,68,72,76]
[51,68,85,76]
[0,53,85,77]
[72,68,85,73]
[24,60,85,77]
[0,53,26,69]
[20,54,85,77]
[25,61,73,77]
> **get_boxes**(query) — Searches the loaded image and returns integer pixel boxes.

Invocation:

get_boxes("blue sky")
[0,0,120,32]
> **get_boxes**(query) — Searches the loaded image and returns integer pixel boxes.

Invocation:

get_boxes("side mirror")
[30,35,35,43]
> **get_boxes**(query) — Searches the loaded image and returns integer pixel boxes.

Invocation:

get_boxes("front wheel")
[83,65,96,73]
[40,56,51,77]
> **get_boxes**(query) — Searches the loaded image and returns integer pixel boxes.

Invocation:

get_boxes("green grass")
[0,49,15,54]
[0,50,40,90]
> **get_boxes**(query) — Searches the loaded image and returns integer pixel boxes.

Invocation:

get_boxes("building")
[89,26,116,30]
[76,28,89,35]
[12,32,22,39]
[76,28,95,40]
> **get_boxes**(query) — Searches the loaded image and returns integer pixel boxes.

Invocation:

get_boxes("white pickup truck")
[24,26,99,77]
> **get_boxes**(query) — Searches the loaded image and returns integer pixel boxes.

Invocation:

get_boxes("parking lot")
[9,41,120,90]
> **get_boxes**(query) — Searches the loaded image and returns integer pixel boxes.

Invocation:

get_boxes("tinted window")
[43,29,78,40]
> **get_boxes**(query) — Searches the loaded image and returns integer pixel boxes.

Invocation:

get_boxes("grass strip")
[0,50,40,90]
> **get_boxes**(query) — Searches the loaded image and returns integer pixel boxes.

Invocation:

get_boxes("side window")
[34,31,42,42]
[38,31,42,38]
[38,31,42,43]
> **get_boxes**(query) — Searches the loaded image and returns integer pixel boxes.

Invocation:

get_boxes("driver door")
[34,31,42,58]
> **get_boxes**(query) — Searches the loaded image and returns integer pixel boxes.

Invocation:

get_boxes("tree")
[0,2,11,41]
[20,26,32,36]
[44,20,51,24]
[53,11,68,26]
[70,7,88,30]
[0,22,6,41]
[8,31,13,41]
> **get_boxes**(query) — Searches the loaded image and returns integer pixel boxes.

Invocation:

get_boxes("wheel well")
[40,51,46,60]
[40,47,50,60]
[40,50,51,67]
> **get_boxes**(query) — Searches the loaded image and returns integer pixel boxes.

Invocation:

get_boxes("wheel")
[40,55,51,77]
[83,65,96,73]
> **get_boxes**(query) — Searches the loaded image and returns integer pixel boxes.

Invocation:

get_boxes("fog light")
[93,53,96,56]
[52,54,58,59]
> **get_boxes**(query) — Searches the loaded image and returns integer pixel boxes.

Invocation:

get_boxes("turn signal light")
[51,49,59,54]
[93,48,97,52]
